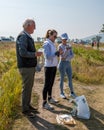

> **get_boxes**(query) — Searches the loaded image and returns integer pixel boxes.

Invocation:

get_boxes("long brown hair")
[45,29,57,38]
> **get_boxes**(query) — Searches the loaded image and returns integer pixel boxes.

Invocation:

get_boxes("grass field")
[0,42,22,130]
[0,42,104,130]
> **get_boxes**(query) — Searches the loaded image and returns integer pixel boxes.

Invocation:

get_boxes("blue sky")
[0,0,104,40]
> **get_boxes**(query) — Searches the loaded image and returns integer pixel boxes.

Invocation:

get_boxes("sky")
[0,0,104,40]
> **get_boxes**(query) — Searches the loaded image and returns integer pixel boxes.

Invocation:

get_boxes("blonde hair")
[23,19,35,29]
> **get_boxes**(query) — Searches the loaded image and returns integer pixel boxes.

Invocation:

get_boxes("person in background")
[91,41,94,48]
[58,33,77,99]
[42,29,59,110]
[16,19,42,117]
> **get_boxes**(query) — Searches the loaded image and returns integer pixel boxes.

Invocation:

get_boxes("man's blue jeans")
[59,61,74,95]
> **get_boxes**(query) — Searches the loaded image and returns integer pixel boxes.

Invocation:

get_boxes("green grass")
[0,68,22,130]
[0,42,22,130]
[72,44,104,84]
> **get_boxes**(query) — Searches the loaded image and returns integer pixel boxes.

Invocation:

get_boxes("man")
[16,19,42,117]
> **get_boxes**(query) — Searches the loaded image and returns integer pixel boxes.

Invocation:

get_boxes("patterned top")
[58,43,74,61]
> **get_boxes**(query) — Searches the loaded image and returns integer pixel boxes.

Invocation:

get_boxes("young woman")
[42,29,59,110]
[58,33,77,99]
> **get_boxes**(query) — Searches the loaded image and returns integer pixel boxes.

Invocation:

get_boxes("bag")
[56,114,76,125]
[35,63,43,72]
[71,95,90,119]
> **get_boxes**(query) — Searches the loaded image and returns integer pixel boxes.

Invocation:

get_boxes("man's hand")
[35,52,42,57]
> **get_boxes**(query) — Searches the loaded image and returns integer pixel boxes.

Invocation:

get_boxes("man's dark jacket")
[16,31,37,68]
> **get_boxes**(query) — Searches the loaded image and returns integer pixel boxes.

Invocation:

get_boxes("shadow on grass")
[28,115,69,130]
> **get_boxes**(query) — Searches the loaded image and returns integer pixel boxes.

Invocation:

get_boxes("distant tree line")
[0,36,15,42]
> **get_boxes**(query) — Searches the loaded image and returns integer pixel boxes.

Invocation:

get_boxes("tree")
[96,35,102,42]
[100,24,104,33]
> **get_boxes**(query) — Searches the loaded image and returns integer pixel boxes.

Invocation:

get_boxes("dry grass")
[72,44,104,84]
[0,42,104,130]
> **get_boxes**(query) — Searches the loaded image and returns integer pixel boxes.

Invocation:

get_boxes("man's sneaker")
[22,111,35,118]
[60,94,66,99]
[43,103,54,110]
[48,98,59,104]
[29,105,38,111]
[70,92,77,98]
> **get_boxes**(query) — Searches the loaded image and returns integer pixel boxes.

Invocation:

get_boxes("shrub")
[0,68,22,130]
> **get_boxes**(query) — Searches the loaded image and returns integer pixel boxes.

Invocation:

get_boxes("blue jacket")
[16,31,37,68]
[43,39,58,67]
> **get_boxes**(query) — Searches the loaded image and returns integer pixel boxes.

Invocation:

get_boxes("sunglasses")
[53,35,57,39]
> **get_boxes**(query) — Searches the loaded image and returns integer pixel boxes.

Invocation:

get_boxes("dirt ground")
[12,68,104,130]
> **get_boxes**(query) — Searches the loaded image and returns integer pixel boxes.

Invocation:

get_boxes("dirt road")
[12,68,104,130]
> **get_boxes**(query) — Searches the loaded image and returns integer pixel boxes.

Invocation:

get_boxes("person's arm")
[59,45,74,59]
[43,43,56,59]
[58,45,68,58]
[69,48,74,59]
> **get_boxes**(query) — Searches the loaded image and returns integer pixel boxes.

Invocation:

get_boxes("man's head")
[23,19,36,34]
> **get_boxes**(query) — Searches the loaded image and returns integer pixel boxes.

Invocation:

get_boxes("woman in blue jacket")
[42,29,59,110]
